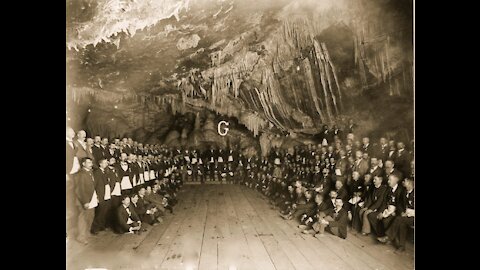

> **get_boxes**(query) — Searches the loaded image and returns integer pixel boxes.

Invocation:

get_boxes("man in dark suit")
[116,195,141,234]
[74,130,89,160]
[313,198,349,239]
[300,192,334,233]
[369,174,406,239]
[353,150,369,178]
[331,125,343,141]
[101,137,109,157]
[362,137,374,157]
[91,158,111,234]
[394,142,411,178]
[384,159,403,183]
[378,177,414,251]
[92,136,105,166]
[360,175,388,235]
[74,157,98,244]
[376,137,389,162]
[369,157,384,178]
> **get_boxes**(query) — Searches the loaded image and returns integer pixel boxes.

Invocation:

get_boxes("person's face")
[122,197,130,207]
[362,138,369,145]
[329,191,338,199]
[389,140,395,147]
[335,180,342,190]
[83,159,93,170]
[146,187,152,194]
[328,146,334,153]
[380,138,387,145]
[373,176,382,186]
[385,160,393,169]
[305,192,313,200]
[352,172,360,180]
[397,142,405,150]
[99,159,108,169]
[355,150,363,159]
[388,175,399,187]
[122,138,128,144]
[121,153,128,161]
[138,156,143,162]
[86,138,94,146]
[110,143,116,149]
[362,153,369,159]
[138,188,146,196]
[114,139,120,144]
[131,195,139,204]
[109,158,116,166]
[66,128,75,139]
[329,158,335,164]
[371,158,378,166]
[128,138,133,144]
[363,173,371,182]
[346,144,352,151]
[288,186,294,192]
[78,130,86,140]
[335,199,343,208]
[102,138,108,146]
[295,188,303,195]
[94,136,101,144]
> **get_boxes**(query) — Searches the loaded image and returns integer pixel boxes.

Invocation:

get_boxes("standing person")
[117,153,133,195]
[92,136,105,164]
[74,157,98,244]
[106,157,122,229]
[74,130,88,160]
[335,150,349,184]
[91,158,111,234]
[66,127,80,239]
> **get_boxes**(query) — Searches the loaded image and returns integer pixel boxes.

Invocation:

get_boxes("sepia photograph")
[66,0,414,269]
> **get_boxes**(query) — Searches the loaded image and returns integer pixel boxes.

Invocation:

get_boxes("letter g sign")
[218,121,229,136]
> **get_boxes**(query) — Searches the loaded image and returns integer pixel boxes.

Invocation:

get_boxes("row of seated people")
[238,164,414,252]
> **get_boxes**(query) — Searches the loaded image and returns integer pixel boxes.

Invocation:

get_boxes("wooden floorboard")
[67,184,414,270]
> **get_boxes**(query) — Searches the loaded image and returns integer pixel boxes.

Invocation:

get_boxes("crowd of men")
[66,124,414,252]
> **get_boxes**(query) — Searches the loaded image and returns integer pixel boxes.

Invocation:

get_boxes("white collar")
[392,184,398,192]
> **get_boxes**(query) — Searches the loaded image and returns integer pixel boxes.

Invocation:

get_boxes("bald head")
[66,127,75,140]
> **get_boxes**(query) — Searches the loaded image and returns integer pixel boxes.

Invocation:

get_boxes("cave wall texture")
[66,0,413,152]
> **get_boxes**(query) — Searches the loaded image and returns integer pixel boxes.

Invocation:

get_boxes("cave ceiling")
[66,0,413,140]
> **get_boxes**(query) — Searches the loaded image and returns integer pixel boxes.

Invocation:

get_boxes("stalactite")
[312,42,333,123]
[320,42,342,115]
[302,57,326,123]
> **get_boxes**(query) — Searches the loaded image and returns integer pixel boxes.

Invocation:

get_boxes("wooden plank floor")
[67,184,414,270]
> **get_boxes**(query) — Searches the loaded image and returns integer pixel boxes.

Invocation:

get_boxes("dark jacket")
[116,204,140,233]
[328,207,349,239]
[74,168,96,207]
[93,168,110,203]
[367,185,388,211]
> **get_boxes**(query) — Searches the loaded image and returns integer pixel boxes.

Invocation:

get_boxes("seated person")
[116,195,142,234]
[299,193,333,233]
[279,185,296,215]
[360,175,387,235]
[144,185,166,213]
[378,177,414,252]
[368,174,406,239]
[311,198,349,239]
[282,189,316,221]
[280,185,306,219]
[131,189,163,225]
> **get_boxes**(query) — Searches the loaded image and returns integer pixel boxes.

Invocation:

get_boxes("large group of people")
[66,123,414,252]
